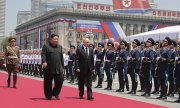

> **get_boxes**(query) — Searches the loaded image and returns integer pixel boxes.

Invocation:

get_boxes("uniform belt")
[96,59,101,61]
[68,60,72,61]
[7,56,18,59]
[105,60,110,62]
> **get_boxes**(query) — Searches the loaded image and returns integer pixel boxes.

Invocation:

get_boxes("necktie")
[85,47,88,56]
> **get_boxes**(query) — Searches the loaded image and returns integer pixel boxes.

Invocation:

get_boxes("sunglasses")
[10,41,16,42]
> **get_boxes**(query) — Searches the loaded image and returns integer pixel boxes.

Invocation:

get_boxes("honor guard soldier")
[21,50,26,74]
[68,45,76,83]
[156,37,172,99]
[104,42,115,90]
[26,50,31,75]
[94,43,105,88]
[89,44,97,82]
[29,50,35,76]
[151,41,160,94]
[141,38,155,96]
[33,49,39,77]
[23,50,28,75]
[37,49,43,77]
[19,50,24,74]
[167,40,177,97]
[128,39,141,94]
[116,40,129,92]
[174,43,180,103]
[138,41,146,92]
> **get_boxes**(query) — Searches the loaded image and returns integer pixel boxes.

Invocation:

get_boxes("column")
[130,24,134,36]
[138,24,141,34]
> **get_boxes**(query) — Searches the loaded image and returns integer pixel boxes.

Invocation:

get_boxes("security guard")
[151,41,160,94]
[167,40,177,97]
[141,38,155,96]
[116,40,129,92]
[174,42,180,103]
[138,41,146,92]
[128,39,141,94]
[94,43,105,88]
[104,42,115,90]
[156,37,172,99]
[68,45,76,83]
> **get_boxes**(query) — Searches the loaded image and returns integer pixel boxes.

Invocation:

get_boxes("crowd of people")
[0,35,180,103]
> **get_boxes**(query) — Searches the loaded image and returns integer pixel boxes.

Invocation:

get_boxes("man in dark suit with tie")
[75,38,94,100]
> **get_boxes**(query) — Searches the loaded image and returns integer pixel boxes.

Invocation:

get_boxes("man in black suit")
[41,34,64,100]
[75,38,94,100]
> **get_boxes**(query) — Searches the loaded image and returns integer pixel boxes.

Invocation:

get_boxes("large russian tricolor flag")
[113,0,152,13]
[101,21,126,41]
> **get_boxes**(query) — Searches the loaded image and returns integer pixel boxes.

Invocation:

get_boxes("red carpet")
[0,72,167,108]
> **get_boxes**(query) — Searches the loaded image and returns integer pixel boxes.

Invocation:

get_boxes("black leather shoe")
[7,85,10,88]
[131,91,136,94]
[167,93,174,97]
[141,93,147,96]
[104,87,112,90]
[13,85,16,88]
[98,85,102,88]
[87,97,94,100]
[80,96,84,99]
[46,97,52,100]
[55,95,60,100]
[174,99,180,103]
[156,96,167,99]
[128,91,133,94]
[116,89,121,92]
[119,89,124,92]
[94,85,99,88]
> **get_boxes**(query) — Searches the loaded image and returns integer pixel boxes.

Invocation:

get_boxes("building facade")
[17,11,31,25]
[0,0,5,37]
[15,7,180,50]
[31,0,42,18]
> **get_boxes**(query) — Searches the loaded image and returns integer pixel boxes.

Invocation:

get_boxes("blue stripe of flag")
[107,22,120,41]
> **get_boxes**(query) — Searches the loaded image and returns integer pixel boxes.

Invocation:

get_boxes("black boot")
[145,83,152,97]
[7,74,11,88]
[157,86,167,99]
[132,82,137,94]
[104,80,110,90]
[13,75,17,88]
[151,83,160,94]
[95,79,100,88]
[116,81,121,92]
[174,91,180,103]
[98,79,103,88]
[105,80,112,90]
[167,84,175,97]
[119,81,125,92]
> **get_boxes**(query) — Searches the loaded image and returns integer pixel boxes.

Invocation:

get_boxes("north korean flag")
[113,0,152,13]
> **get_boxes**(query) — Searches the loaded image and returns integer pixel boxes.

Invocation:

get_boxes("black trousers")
[44,72,64,99]
[78,74,92,97]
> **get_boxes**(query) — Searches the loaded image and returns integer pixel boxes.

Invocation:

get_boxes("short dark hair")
[8,36,16,42]
[50,34,59,39]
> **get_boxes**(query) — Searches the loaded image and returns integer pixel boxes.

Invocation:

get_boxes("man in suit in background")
[75,38,94,100]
